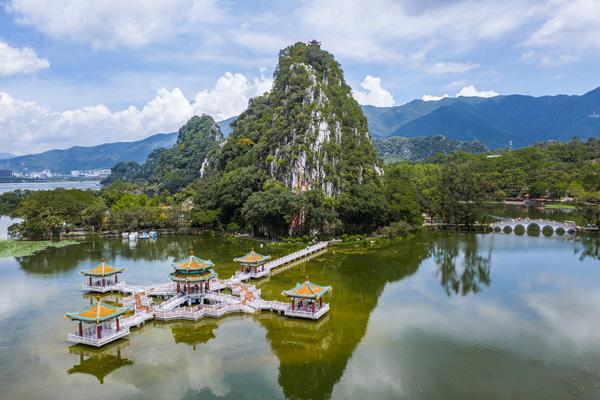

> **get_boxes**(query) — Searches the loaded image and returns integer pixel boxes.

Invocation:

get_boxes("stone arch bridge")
[491,218,578,235]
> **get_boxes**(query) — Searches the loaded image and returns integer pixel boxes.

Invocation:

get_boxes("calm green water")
[1,232,600,399]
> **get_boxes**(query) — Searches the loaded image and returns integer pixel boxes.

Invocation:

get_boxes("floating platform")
[68,242,333,347]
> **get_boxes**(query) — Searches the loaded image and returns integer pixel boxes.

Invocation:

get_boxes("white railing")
[204,293,240,304]
[284,303,329,320]
[81,283,118,293]
[251,299,289,312]
[67,327,130,347]
[122,312,153,327]
[263,242,328,271]
[155,308,205,321]
[155,293,187,311]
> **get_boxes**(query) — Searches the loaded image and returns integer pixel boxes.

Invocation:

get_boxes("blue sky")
[1,0,600,154]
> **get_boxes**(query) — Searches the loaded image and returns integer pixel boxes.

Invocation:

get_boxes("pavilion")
[234,249,271,277]
[170,252,217,295]
[282,279,332,320]
[80,258,126,293]
[65,296,130,347]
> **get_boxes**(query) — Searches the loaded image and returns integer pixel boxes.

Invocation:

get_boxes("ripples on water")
[0,232,599,399]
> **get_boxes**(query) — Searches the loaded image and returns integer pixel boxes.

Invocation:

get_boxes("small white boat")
[149,231,158,238]
[139,231,150,239]
[128,232,138,241]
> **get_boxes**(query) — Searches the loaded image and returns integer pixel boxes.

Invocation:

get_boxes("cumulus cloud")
[421,94,449,102]
[422,85,498,101]
[0,41,49,76]
[456,85,498,98]
[194,71,272,120]
[353,75,395,107]
[0,72,271,154]
[6,0,222,48]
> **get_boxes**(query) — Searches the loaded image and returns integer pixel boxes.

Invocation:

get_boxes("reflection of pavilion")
[166,320,220,350]
[67,341,134,384]
[80,258,126,293]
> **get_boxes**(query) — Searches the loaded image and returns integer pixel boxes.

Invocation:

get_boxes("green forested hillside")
[374,136,487,162]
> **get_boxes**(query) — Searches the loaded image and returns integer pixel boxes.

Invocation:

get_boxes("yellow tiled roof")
[80,258,125,276]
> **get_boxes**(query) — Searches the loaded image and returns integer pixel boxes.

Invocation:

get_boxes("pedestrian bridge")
[491,218,578,235]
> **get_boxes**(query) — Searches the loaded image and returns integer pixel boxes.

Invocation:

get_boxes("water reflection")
[67,342,134,384]
[572,235,600,261]
[170,320,219,349]
[433,234,491,296]
[6,232,600,399]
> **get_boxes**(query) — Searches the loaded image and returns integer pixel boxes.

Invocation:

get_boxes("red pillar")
[115,274,118,284]
[97,324,102,339]
[89,277,92,286]
[205,281,209,291]
[319,297,322,308]
[177,282,180,293]
[312,301,315,314]
[292,300,295,310]
[102,278,105,287]
[79,322,83,336]
[116,318,120,332]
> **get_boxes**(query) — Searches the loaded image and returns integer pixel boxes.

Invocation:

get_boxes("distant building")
[70,169,112,178]
[30,169,53,179]
[0,169,12,177]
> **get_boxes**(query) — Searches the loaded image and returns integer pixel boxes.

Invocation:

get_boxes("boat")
[128,232,138,241]
[139,231,150,240]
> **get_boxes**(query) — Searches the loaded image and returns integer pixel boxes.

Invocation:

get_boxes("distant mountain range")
[2,118,236,173]
[0,152,15,161]
[364,87,600,147]
[3,87,599,172]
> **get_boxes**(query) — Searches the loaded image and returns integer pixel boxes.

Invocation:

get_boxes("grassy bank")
[0,240,79,258]
[545,203,576,210]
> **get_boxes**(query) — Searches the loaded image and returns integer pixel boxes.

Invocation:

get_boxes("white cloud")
[193,71,272,121]
[0,41,49,76]
[0,72,270,154]
[353,75,395,107]
[297,0,540,63]
[422,94,449,102]
[456,85,498,98]
[425,61,478,75]
[539,53,580,68]
[526,0,600,51]
[422,85,498,101]
[6,0,222,49]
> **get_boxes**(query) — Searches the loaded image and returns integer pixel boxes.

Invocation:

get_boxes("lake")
[1,232,600,399]
[0,181,101,194]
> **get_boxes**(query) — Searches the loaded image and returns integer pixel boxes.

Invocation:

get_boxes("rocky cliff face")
[147,115,224,192]
[216,41,382,196]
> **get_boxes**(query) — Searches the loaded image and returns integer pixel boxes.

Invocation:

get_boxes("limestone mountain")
[214,41,382,196]
[105,115,223,192]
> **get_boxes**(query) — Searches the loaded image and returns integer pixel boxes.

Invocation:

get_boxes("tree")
[433,161,486,227]
[337,183,387,233]
[383,164,423,225]
[242,184,296,237]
